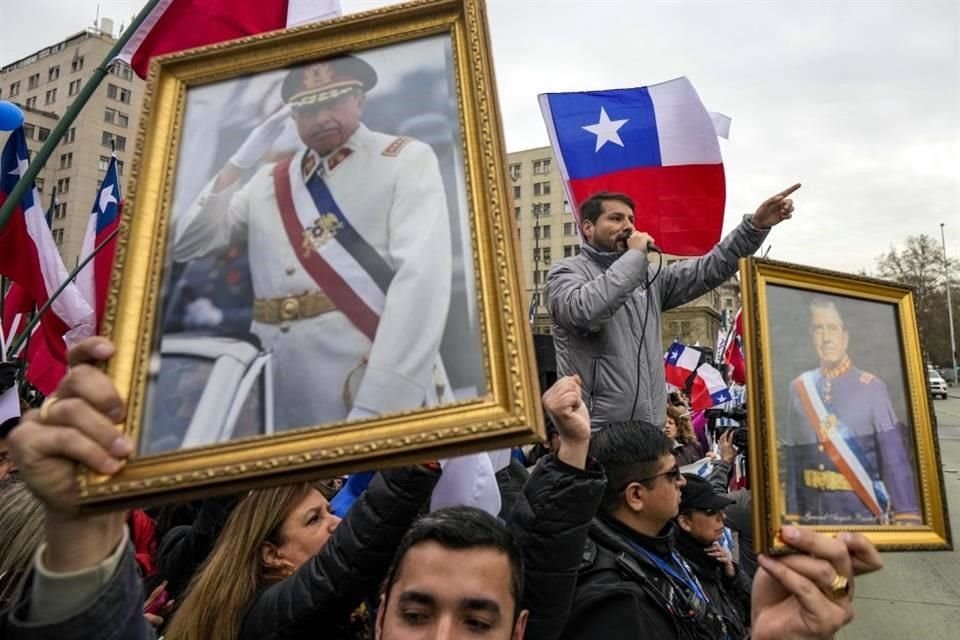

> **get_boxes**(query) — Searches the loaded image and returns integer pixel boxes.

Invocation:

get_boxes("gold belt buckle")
[280,296,300,321]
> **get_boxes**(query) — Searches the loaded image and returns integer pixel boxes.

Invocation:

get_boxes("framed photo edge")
[741,257,953,554]
[78,0,544,510]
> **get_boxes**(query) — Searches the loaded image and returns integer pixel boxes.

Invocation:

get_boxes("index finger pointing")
[777,183,802,198]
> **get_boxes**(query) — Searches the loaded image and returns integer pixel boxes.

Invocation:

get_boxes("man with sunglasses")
[173,55,452,431]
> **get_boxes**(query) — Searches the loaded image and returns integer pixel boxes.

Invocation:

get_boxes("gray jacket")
[545,215,768,426]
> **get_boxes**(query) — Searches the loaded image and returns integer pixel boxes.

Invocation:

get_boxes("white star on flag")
[582,107,629,152]
[98,184,118,213]
[10,155,28,178]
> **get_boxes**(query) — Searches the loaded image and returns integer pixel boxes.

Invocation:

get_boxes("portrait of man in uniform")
[141,37,485,452]
[777,296,921,527]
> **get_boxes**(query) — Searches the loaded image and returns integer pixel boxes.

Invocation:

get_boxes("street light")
[941,223,958,385]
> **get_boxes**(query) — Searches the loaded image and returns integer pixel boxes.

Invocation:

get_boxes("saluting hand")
[751,183,801,229]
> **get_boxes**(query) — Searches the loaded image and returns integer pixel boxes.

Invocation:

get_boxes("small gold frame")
[78,0,543,509]
[741,258,951,552]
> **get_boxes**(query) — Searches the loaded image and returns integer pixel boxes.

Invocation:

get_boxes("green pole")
[0,0,162,231]
[5,225,120,360]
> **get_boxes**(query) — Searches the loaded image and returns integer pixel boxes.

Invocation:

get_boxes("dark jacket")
[546,217,768,426]
[496,457,531,521]
[561,516,729,640]
[0,542,157,640]
[672,440,704,467]
[238,465,439,640]
[156,494,238,600]
[507,454,607,640]
[673,530,751,639]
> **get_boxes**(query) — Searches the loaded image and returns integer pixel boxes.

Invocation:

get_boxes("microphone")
[620,229,662,253]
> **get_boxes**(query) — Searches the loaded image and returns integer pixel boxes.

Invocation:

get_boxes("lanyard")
[626,541,710,605]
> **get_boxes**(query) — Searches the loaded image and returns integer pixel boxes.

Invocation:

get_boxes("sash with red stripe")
[273,157,391,341]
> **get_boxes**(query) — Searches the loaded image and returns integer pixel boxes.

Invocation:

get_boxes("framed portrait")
[78,0,543,509]
[740,258,952,552]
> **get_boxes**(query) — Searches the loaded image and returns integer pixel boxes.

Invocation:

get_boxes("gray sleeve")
[708,460,733,493]
[658,215,769,311]
[545,250,649,333]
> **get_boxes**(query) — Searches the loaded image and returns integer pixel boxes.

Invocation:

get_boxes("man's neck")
[612,508,669,540]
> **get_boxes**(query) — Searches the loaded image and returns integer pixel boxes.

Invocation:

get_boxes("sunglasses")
[616,464,682,492]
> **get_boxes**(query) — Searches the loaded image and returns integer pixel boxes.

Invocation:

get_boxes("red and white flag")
[721,307,746,384]
[118,0,342,78]
[0,128,95,393]
[77,155,122,331]
[690,362,733,411]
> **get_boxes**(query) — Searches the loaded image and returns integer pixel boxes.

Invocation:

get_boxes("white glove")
[184,297,224,329]
[229,105,292,170]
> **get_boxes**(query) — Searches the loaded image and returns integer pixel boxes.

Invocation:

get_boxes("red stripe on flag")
[128,0,289,78]
[569,163,725,256]
[273,159,380,341]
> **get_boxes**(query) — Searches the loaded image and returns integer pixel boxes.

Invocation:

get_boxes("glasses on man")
[615,464,682,493]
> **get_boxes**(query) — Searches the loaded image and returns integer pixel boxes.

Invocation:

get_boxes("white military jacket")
[173,124,452,428]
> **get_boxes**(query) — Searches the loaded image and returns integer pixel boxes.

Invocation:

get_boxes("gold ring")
[824,573,850,600]
[39,395,60,423]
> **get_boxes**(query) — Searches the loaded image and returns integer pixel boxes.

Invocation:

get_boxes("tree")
[874,234,960,367]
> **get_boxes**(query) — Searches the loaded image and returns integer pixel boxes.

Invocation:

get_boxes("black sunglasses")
[616,464,682,493]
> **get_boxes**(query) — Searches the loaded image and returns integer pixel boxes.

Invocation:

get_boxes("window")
[37,127,50,142]
[104,108,129,127]
[25,96,37,109]
[54,202,67,219]
[533,248,540,262]
[533,181,551,196]
[9,81,20,97]
[102,131,127,151]
[71,55,85,72]
[542,247,552,264]
[48,65,60,81]
[541,203,552,216]
[35,178,44,192]
[98,155,111,171]
[508,163,521,180]
[564,222,575,236]
[59,152,73,169]
[564,199,572,213]
[57,178,70,194]
[514,206,521,219]
[533,158,551,174]
[45,88,57,104]
[534,225,552,240]
[564,245,581,257]
[116,159,124,175]
[62,127,76,144]
[107,83,131,103]
[542,225,551,239]
[23,123,35,139]
[109,63,133,80]
[534,271,541,286]
[68,79,82,96]
[28,73,40,89]
[512,185,521,200]
[52,229,64,244]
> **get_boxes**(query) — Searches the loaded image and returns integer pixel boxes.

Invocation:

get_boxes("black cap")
[680,473,735,512]
[281,55,377,106]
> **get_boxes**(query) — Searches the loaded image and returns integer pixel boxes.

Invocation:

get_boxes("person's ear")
[623,482,645,513]
[512,609,529,640]
[374,593,387,639]
[581,219,594,241]
[677,514,692,532]
[260,541,282,569]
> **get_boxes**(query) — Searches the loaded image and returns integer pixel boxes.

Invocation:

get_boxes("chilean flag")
[664,340,702,390]
[77,155,121,331]
[721,307,746,384]
[118,0,342,79]
[690,362,733,411]
[539,77,725,256]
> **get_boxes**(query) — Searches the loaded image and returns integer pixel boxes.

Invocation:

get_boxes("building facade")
[506,145,732,352]
[0,20,145,269]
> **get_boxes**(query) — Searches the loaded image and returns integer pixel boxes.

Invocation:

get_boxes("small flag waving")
[664,340,703,389]
[721,307,746,384]
[118,0,342,79]
[77,155,121,331]
[539,77,725,256]
[690,362,733,411]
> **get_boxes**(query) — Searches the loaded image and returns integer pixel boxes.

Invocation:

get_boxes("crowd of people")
[0,187,885,640]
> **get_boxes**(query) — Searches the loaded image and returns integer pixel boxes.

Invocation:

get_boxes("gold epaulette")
[382,136,412,157]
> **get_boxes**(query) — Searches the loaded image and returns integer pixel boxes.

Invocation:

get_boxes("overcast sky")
[1,0,957,273]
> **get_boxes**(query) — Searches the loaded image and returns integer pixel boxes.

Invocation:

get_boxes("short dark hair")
[382,506,524,620]
[590,421,673,514]
[580,192,636,224]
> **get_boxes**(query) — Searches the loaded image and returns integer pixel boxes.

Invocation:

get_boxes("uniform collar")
[820,356,852,379]
[301,124,373,180]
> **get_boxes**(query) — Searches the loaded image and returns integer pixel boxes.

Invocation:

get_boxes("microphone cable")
[629,249,664,421]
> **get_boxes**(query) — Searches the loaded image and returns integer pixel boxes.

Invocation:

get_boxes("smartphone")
[143,587,169,615]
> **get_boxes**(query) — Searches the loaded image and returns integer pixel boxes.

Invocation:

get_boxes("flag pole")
[0,0,162,231]
[5,225,120,360]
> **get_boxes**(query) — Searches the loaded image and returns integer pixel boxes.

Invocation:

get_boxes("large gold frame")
[741,258,951,552]
[77,0,543,509]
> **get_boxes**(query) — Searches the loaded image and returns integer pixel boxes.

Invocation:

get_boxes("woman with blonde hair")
[665,403,704,466]
[0,479,44,606]
[164,466,439,640]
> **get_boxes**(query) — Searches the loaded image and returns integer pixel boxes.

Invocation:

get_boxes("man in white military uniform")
[173,56,452,431]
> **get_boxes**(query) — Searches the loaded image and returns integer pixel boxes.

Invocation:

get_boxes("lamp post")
[941,223,958,385]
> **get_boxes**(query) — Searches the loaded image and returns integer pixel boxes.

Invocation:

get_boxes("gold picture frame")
[78,0,543,509]
[740,258,951,552]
